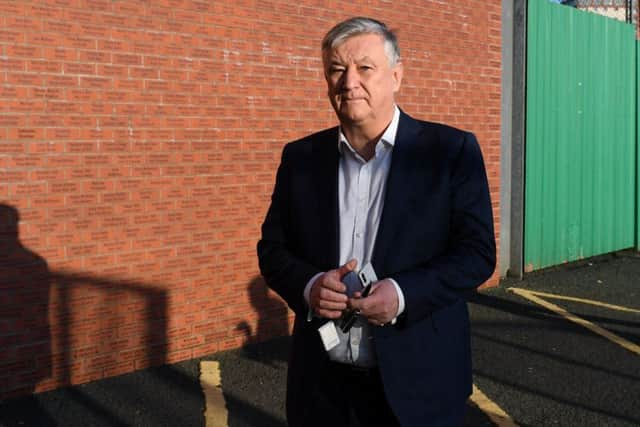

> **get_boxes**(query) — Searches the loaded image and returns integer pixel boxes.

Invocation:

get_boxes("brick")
[31,195,65,208]
[114,79,142,91]
[100,13,127,27]
[79,50,109,63]
[32,87,65,100]
[67,194,98,205]
[114,53,142,66]
[69,218,98,232]
[6,15,40,31]
[64,62,96,75]
[100,166,130,178]
[29,4,62,20]
[81,77,111,89]
[43,19,75,35]
[99,64,128,77]
[0,142,26,153]
[0,2,21,14]
[69,168,97,179]
[83,180,114,192]
[45,75,78,87]
[11,183,47,196]
[101,192,129,203]
[4,72,38,86]
[144,80,170,92]
[0,30,23,43]
[49,182,79,194]
[99,39,129,55]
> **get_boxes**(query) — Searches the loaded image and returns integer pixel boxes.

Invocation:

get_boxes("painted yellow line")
[470,384,519,426]
[516,289,640,314]
[509,288,640,356]
[200,361,228,427]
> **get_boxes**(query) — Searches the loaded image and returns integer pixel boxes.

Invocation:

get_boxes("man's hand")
[309,259,357,319]
[348,279,398,325]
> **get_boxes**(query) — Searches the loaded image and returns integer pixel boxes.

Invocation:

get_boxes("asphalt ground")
[1,251,638,426]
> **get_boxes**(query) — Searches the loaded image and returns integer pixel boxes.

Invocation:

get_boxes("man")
[257,17,495,427]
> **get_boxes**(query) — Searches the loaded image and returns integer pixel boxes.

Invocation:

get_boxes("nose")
[342,66,360,90]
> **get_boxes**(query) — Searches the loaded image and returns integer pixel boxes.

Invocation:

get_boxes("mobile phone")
[357,262,377,297]
[339,263,378,333]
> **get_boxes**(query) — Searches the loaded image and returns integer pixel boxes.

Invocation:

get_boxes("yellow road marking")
[200,361,228,427]
[509,288,640,356]
[514,289,640,313]
[470,384,519,426]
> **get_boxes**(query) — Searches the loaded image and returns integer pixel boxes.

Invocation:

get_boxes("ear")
[391,62,403,93]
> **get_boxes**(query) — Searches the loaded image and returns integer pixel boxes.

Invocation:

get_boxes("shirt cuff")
[304,272,325,321]
[387,278,405,325]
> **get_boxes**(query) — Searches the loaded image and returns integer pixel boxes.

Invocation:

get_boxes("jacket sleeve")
[390,132,496,326]
[257,144,321,316]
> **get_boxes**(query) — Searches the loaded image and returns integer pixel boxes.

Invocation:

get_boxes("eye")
[358,65,373,72]
[329,66,345,75]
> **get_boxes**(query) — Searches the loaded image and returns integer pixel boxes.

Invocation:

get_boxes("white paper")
[318,321,340,351]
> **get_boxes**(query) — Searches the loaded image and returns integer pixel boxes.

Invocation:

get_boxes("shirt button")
[356,232,362,238]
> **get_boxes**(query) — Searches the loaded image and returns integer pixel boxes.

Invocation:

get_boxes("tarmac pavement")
[1,251,638,426]
[469,251,640,427]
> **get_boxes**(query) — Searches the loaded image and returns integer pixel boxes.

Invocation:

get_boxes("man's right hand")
[309,259,357,319]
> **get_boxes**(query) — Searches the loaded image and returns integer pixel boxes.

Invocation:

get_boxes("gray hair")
[321,17,401,66]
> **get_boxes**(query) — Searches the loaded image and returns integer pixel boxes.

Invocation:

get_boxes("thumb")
[337,259,357,279]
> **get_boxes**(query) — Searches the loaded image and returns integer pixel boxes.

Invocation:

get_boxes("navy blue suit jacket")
[257,110,496,426]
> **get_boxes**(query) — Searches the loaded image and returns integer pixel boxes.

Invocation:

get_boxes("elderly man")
[258,17,495,427]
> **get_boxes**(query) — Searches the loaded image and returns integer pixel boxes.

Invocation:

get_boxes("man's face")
[324,33,403,129]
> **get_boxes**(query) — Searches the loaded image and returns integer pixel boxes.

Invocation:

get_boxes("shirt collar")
[338,105,401,156]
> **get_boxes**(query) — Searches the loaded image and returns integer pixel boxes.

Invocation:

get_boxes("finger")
[348,295,367,312]
[336,258,357,279]
[319,277,348,295]
[366,282,382,294]
[318,286,348,303]
[317,298,347,311]
[353,280,381,299]
[348,281,381,309]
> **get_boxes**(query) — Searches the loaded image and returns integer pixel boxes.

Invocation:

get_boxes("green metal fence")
[525,0,637,271]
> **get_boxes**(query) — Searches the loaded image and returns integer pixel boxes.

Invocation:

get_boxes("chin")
[338,108,369,124]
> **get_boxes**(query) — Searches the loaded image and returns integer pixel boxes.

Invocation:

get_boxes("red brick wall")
[0,0,501,398]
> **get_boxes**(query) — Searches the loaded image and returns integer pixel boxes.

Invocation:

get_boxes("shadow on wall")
[0,204,51,397]
[0,203,168,413]
[0,203,297,426]
[236,276,290,364]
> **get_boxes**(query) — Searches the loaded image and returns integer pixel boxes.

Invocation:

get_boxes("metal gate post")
[500,0,527,279]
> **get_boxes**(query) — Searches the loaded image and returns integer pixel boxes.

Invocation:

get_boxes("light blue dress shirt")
[304,106,406,367]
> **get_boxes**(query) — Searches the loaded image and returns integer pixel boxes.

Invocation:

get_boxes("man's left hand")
[348,279,398,326]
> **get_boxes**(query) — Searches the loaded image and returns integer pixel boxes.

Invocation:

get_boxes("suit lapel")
[372,112,423,273]
[312,128,340,269]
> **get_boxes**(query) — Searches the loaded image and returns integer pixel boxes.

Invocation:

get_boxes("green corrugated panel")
[525,0,637,271]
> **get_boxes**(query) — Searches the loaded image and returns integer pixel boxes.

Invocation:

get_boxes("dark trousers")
[300,361,401,427]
